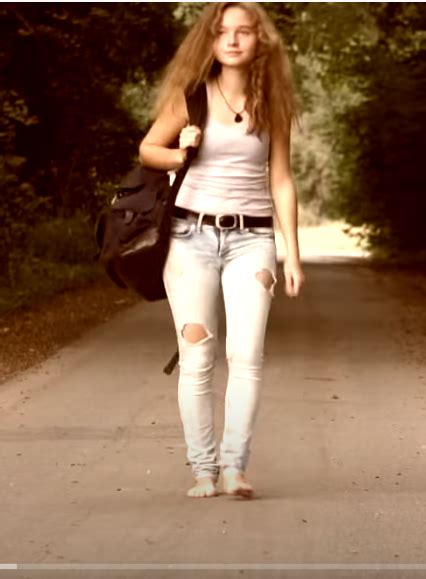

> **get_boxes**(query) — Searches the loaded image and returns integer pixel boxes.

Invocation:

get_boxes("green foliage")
[0,211,101,314]
[327,3,426,253]
[120,72,153,131]
[0,155,44,283]
[335,50,426,252]
[27,215,96,264]
[173,2,206,29]
[285,3,426,254]
[0,3,179,304]
[1,3,179,210]
[0,260,102,315]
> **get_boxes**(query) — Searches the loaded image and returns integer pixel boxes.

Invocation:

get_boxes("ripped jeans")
[163,215,277,479]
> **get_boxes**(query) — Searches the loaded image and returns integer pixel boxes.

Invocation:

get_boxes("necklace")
[216,78,245,123]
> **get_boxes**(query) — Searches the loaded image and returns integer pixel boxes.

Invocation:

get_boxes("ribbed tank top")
[175,115,272,217]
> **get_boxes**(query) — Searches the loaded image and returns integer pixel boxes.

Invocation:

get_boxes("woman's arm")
[269,123,305,297]
[139,91,197,171]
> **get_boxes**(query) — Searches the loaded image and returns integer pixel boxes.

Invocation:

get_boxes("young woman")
[140,2,304,498]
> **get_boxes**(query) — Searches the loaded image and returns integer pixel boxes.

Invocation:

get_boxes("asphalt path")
[1,261,425,579]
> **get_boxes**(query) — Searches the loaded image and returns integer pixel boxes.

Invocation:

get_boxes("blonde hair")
[152,2,298,134]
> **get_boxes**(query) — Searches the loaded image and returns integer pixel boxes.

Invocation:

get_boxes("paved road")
[1,262,425,579]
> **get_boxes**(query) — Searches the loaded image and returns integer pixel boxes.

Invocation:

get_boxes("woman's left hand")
[283,259,305,298]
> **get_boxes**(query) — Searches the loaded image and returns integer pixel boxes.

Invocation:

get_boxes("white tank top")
[175,115,273,217]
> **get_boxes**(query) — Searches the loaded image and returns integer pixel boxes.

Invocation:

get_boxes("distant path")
[0,261,425,579]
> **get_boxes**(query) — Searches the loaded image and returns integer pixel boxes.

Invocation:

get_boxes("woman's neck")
[217,67,249,97]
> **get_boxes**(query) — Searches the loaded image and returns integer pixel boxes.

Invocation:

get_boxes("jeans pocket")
[170,217,194,239]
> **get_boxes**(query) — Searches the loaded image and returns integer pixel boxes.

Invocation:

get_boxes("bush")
[27,214,97,264]
[0,214,105,314]
[0,258,102,315]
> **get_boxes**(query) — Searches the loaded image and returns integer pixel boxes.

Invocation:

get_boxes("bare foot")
[186,476,218,498]
[223,469,254,499]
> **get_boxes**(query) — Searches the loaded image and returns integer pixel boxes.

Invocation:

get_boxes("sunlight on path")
[276,221,369,262]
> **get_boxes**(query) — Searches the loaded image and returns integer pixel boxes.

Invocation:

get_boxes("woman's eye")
[216,28,253,38]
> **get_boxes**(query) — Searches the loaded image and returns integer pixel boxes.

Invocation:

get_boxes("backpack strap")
[186,82,208,135]
[170,83,208,194]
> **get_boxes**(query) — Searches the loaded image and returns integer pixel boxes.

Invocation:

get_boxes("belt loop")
[196,212,204,233]
[238,214,245,230]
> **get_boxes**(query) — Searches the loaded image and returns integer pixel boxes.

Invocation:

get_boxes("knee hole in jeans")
[255,269,275,291]
[182,323,211,344]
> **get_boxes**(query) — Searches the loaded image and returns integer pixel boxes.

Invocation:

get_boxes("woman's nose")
[226,32,238,46]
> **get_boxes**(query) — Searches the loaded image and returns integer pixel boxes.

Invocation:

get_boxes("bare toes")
[186,478,218,498]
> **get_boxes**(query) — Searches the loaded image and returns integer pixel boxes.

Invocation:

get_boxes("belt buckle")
[215,214,238,230]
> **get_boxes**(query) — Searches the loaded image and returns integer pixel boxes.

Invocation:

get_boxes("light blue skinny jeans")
[163,215,277,480]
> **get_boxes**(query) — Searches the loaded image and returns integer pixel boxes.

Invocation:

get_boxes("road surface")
[0,260,425,579]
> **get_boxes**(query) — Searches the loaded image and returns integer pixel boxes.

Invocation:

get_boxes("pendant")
[234,113,243,123]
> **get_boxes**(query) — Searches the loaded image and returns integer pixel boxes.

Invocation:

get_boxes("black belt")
[173,207,273,230]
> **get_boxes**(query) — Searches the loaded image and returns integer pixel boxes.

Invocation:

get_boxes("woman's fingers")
[179,125,202,149]
[284,264,305,298]
[182,127,201,147]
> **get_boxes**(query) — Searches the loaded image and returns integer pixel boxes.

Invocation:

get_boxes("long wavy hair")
[152,2,298,134]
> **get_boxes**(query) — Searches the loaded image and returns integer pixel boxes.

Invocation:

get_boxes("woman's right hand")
[179,125,202,150]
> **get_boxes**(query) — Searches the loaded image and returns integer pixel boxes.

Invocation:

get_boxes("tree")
[330,3,426,252]
[287,3,426,253]
[0,3,179,286]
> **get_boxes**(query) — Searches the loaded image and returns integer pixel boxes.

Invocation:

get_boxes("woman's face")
[213,7,258,69]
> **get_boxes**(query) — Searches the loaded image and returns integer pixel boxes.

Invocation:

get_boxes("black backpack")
[95,83,207,302]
